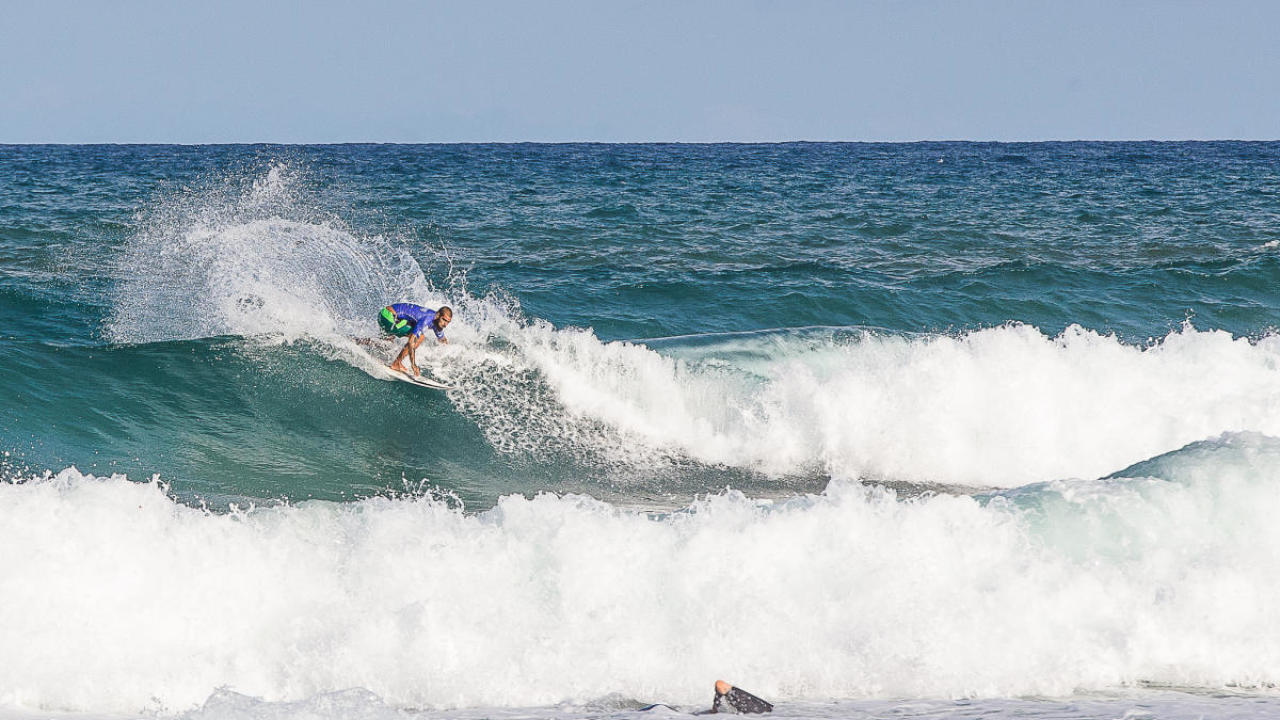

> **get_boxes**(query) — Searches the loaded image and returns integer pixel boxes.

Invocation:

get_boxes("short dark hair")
[438,306,453,319]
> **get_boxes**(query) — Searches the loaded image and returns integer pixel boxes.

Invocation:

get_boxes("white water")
[444,318,1280,487]
[5,433,1280,714]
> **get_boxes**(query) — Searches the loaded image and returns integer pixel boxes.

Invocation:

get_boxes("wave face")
[15,297,1280,501]
[5,433,1280,712]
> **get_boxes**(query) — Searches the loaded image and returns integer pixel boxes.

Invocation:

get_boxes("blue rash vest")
[388,303,445,339]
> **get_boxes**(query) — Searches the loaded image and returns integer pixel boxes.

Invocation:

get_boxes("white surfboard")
[389,368,453,390]
[349,342,454,390]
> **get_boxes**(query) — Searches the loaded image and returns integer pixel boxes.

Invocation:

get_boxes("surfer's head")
[436,306,453,329]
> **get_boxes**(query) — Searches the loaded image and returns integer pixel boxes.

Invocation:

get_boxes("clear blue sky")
[2,0,1278,143]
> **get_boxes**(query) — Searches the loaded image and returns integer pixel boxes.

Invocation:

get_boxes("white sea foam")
[441,318,1280,487]
[5,434,1280,714]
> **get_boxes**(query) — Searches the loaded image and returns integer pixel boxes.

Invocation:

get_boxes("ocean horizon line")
[4,137,1280,147]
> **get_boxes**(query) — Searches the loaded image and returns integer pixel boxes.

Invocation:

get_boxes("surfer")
[378,304,451,377]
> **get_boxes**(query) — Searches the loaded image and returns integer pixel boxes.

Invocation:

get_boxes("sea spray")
[106,163,440,345]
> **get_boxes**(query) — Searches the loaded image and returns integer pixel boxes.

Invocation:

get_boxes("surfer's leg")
[390,333,425,375]
[389,339,411,373]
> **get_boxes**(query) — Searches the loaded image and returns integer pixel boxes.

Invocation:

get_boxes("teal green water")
[3,143,1280,505]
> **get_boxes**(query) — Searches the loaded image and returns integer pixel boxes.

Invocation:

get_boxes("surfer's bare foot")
[389,362,407,374]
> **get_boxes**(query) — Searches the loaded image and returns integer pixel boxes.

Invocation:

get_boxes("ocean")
[2,142,1280,719]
